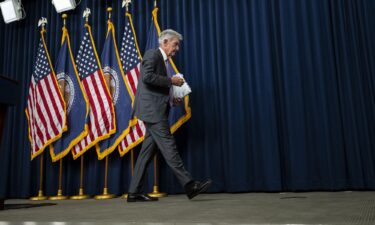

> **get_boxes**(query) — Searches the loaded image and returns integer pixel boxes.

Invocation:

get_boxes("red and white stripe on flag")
[72,25,116,159]
[26,32,66,160]
[118,63,145,156]
[117,12,146,157]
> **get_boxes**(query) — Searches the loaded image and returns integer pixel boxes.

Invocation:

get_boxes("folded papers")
[172,73,192,98]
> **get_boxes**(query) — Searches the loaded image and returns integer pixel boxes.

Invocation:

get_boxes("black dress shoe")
[185,179,212,199]
[127,193,158,202]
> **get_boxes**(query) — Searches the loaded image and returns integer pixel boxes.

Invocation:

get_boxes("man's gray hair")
[158,29,183,45]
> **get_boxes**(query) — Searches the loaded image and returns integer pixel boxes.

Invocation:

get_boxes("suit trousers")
[128,119,193,194]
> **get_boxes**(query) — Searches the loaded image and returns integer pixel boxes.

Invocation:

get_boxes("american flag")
[118,13,146,156]
[26,32,66,160]
[72,24,115,159]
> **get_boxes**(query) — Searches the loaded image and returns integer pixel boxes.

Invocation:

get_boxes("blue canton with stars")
[76,31,99,79]
[33,38,51,82]
[120,16,141,73]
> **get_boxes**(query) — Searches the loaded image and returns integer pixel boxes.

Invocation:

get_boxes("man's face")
[162,37,180,57]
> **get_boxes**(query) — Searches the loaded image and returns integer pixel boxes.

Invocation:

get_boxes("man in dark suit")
[127,29,212,202]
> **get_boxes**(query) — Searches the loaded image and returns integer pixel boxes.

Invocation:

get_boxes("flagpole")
[30,21,49,201]
[30,154,48,201]
[49,158,68,200]
[148,154,167,197]
[149,0,166,197]
[121,149,134,199]
[95,156,115,199]
[120,1,135,199]
[70,155,90,200]
[94,6,116,200]
[49,13,69,201]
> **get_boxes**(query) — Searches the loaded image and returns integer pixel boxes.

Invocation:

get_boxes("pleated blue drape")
[1,0,375,198]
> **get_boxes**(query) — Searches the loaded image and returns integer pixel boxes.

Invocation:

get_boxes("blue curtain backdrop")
[1,0,375,198]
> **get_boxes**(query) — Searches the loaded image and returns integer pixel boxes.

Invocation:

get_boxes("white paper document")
[172,74,192,98]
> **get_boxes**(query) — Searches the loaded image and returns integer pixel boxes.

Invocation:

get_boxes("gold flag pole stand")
[148,0,166,198]
[94,6,115,200]
[30,154,48,201]
[119,1,133,200]
[148,154,167,198]
[70,155,90,200]
[30,20,48,201]
[71,7,91,201]
[121,149,135,199]
[49,159,68,200]
[95,156,115,199]
[49,13,69,201]
[149,0,165,198]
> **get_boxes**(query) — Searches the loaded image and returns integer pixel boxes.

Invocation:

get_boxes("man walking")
[127,29,212,202]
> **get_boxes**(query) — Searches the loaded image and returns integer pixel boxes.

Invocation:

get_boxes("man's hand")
[171,76,184,86]
[173,98,183,106]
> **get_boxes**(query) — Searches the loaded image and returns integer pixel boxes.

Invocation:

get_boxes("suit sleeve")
[141,51,172,88]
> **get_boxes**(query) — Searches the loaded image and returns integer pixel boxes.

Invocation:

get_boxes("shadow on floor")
[3,203,57,210]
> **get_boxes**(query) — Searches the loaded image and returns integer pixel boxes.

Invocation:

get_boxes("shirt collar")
[159,47,168,61]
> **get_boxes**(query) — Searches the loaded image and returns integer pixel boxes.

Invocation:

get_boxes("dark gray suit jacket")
[133,49,172,123]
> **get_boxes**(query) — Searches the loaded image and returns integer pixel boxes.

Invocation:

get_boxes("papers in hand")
[172,74,192,98]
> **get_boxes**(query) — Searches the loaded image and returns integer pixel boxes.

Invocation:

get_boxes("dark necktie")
[165,59,172,77]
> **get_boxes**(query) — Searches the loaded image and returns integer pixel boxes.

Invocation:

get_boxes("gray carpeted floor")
[0,192,374,225]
